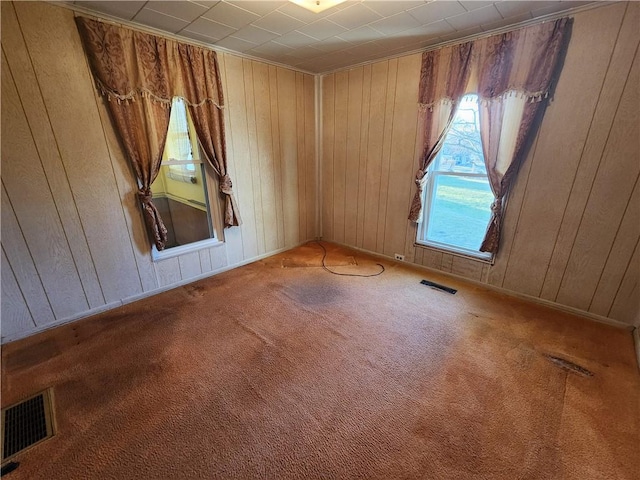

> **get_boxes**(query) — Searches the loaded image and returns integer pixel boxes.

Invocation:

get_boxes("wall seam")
[554,41,639,302]
[588,174,639,312]
[1,240,38,328]
[379,60,399,255]
[607,237,640,319]
[541,5,631,299]
[500,132,541,289]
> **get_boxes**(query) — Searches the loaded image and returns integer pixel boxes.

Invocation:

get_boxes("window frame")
[150,97,224,261]
[415,95,494,263]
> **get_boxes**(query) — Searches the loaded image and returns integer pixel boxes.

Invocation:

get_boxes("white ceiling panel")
[296,18,348,41]
[494,1,555,18]
[370,12,422,36]
[145,1,209,22]
[134,8,190,33]
[482,12,533,31]
[458,1,497,11]
[445,5,503,31]
[408,1,467,23]
[72,0,598,74]
[375,32,424,51]
[341,41,385,57]
[276,1,341,22]
[182,17,237,40]
[214,34,258,52]
[190,1,221,8]
[251,10,305,34]
[365,1,427,17]
[225,1,286,16]
[75,1,145,20]
[273,30,318,48]
[326,3,383,30]
[203,2,260,28]
[281,44,326,59]
[402,20,456,39]
[312,36,351,53]
[179,29,221,43]
[247,41,295,58]
[231,24,280,44]
[336,26,381,44]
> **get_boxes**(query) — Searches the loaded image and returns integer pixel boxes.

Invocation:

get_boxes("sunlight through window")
[417,94,493,259]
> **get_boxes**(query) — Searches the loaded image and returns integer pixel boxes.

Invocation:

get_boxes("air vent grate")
[1,389,55,462]
[420,279,457,294]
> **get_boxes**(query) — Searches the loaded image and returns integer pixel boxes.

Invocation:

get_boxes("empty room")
[1,0,638,478]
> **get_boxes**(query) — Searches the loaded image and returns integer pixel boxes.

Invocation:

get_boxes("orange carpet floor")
[2,242,639,479]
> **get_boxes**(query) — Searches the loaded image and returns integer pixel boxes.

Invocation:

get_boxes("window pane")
[150,97,213,250]
[433,96,486,175]
[426,174,493,251]
[155,163,211,248]
[164,98,193,161]
[420,94,494,256]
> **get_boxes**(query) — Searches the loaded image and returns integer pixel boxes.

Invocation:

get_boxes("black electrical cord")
[314,241,385,277]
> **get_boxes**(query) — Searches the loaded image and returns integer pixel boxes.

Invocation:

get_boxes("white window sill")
[415,240,494,265]
[151,237,223,262]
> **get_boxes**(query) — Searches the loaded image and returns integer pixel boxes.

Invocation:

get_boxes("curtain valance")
[418,17,571,111]
[75,17,224,109]
[418,42,473,111]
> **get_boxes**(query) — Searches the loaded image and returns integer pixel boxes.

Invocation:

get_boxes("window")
[150,98,217,257]
[416,94,493,260]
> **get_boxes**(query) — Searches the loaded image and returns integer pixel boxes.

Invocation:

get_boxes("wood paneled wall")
[321,2,639,326]
[0,1,316,342]
[2,1,638,342]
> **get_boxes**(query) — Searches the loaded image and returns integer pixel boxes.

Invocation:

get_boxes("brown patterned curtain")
[408,42,473,222]
[409,17,571,255]
[76,18,172,249]
[75,17,241,251]
[475,18,571,253]
[177,44,241,227]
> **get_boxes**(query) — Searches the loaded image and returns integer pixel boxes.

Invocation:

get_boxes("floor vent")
[421,279,457,294]
[1,389,55,462]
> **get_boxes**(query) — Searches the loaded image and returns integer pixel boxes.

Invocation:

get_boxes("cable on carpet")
[314,241,385,277]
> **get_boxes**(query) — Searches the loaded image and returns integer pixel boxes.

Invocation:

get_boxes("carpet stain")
[281,281,343,306]
[545,355,594,377]
[281,256,357,268]
[504,343,536,369]
[184,284,206,298]
[4,338,61,370]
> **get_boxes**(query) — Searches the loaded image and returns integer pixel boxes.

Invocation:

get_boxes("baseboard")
[1,241,314,345]
[4,239,633,345]
[326,240,634,332]
[0,300,123,345]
